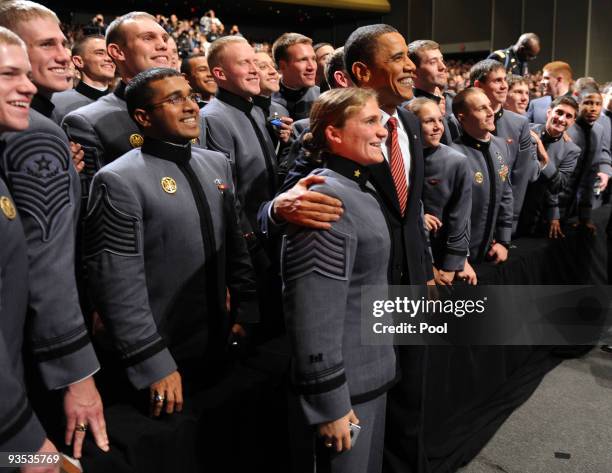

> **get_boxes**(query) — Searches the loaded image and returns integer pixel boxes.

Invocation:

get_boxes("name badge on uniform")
[0,196,16,220]
[474,171,484,184]
[161,177,177,194]
[129,133,144,148]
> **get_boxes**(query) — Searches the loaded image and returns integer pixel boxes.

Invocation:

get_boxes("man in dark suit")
[256,25,433,472]
[52,35,115,122]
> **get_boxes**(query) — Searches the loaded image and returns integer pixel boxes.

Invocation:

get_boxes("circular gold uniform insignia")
[129,133,144,148]
[474,172,484,184]
[0,196,16,220]
[161,177,177,194]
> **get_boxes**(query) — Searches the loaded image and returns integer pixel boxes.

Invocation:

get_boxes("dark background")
[43,0,612,80]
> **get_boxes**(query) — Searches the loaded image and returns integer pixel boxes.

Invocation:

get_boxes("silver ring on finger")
[154,392,165,403]
[75,422,88,433]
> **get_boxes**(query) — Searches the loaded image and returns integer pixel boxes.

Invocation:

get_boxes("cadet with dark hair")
[518,96,580,237]
[180,52,217,107]
[561,87,612,227]
[85,67,258,414]
[0,2,109,459]
[471,59,544,234]
[272,32,320,120]
[313,41,334,90]
[52,35,115,121]
[451,88,513,264]
[488,32,540,76]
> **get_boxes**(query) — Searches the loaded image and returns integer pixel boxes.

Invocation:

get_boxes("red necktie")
[387,117,408,216]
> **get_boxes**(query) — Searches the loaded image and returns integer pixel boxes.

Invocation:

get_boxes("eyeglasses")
[148,93,200,108]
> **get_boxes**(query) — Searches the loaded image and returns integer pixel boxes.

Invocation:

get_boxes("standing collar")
[461,132,491,151]
[323,152,371,188]
[413,88,442,103]
[141,136,192,164]
[216,88,253,113]
[540,125,562,145]
[31,93,55,118]
[577,116,593,130]
[279,81,309,101]
[114,81,127,101]
[494,107,504,123]
[423,146,439,157]
[76,80,109,101]
[253,95,272,114]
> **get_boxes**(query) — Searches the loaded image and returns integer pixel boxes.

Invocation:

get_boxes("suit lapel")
[370,160,402,216]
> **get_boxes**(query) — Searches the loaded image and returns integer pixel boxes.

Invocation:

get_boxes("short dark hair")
[125,67,182,121]
[469,59,506,86]
[72,34,105,57]
[180,52,205,75]
[106,11,156,47]
[577,86,601,103]
[324,47,346,89]
[452,87,486,116]
[344,24,398,84]
[550,95,578,114]
[408,39,440,66]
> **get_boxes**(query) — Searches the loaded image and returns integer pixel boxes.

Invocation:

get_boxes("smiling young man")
[201,36,283,338]
[451,87,514,264]
[62,11,172,194]
[471,59,544,234]
[271,32,320,120]
[84,67,258,418]
[52,35,115,121]
[0,2,109,460]
[0,26,58,465]
[518,96,581,237]
[505,75,530,115]
[181,52,217,107]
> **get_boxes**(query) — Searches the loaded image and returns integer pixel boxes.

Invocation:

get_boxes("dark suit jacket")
[258,106,433,285]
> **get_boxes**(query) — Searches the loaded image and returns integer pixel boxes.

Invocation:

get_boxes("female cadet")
[406,98,476,285]
[281,88,396,473]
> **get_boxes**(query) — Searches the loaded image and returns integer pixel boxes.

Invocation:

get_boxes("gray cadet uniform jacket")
[451,133,513,262]
[200,88,278,247]
[272,83,320,121]
[492,107,539,232]
[518,124,580,234]
[0,174,46,451]
[563,119,612,220]
[527,96,551,125]
[422,144,471,271]
[281,154,396,424]
[63,82,206,199]
[52,81,109,124]
[0,110,99,389]
[84,138,259,389]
